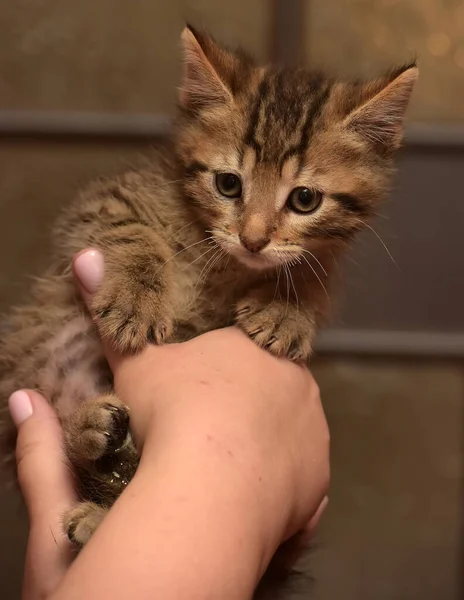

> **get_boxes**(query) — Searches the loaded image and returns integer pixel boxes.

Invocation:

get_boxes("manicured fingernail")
[74,250,104,294]
[8,391,33,427]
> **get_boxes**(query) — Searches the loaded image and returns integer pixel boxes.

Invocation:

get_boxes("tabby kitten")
[0,24,417,582]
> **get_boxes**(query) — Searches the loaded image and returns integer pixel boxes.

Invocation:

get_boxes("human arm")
[12,250,330,600]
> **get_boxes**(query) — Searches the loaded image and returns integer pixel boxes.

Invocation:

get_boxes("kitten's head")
[175,26,418,270]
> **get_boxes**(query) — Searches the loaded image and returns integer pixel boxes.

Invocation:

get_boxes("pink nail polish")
[74,250,104,294]
[8,391,33,427]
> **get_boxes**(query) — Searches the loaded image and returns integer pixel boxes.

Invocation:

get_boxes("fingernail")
[74,250,104,294]
[8,391,33,427]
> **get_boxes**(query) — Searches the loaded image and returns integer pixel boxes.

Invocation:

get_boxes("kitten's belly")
[39,315,112,422]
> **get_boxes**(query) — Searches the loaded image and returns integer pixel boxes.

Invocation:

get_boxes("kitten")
[0,24,417,592]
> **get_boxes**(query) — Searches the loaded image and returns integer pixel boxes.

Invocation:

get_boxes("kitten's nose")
[239,234,270,254]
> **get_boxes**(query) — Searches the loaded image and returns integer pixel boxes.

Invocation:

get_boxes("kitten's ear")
[345,63,418,150]
[180,25,243,110]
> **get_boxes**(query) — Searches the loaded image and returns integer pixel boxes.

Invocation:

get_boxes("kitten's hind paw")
[65,395,130,464]
[64,502,108,548]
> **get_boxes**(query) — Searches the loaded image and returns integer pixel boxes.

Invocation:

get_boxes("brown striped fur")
[0,26,417,597]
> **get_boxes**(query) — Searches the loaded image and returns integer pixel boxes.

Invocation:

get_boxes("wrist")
[143,413,285,571]
[52,425,279,600]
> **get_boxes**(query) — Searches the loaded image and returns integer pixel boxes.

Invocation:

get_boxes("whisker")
[194,249,221,299]
[156,178,184,188]
[360,221,399,269]
[329,250,343,276]
[198,249,226,293]
[283,265,290,318]
[300,249,328,277]
[273,266,282,303]
[197,246,221,282]
[208,248,225,275]
[166,219,197,243]
[197,246,224,287]
[300,255,330,303]
[221,253,231,277]
[184,244,218,270]
[158,236,214,271]
[288,266,299,316]
[297,263,310,289]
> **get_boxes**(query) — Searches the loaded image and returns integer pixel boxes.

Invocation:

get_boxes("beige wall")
[0,0,269,113]
[0,141,156,309]
[306,0,464,122]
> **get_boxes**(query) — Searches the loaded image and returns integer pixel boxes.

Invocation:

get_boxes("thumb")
[10,390,76,524]
[72,248,104,308]
[72,248,159,376]
[10,390,77,598]
[72,249,122,371]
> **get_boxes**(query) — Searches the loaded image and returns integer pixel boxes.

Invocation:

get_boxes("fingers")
[11,390,76,522]
[10,390,76,597]
[73,248,104,303]
[72,249,121,370]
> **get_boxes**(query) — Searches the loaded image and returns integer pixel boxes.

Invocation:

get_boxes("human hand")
[74,249,330,575]
[8,390,76,600]
[12,248,330,600]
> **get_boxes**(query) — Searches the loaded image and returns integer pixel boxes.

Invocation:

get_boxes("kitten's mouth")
[212,233,272,270]
[230,247,273,270]
[213,231,298,270]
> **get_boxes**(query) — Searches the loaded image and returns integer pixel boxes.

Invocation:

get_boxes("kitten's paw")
[64,502,108,548]
[235,298,313,362]
[65,395,130,463]
[92,279,173,353]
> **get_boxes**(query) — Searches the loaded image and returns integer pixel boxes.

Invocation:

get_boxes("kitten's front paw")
[235,298,313,362]
[92,279,174,353]
[64,502,108,548]
[65,395,130,463]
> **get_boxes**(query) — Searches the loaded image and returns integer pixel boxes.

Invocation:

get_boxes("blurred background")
[0,1,463,598]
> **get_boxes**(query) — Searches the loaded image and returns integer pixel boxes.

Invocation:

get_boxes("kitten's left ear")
[180,25,247,110]
[345,63,418,150]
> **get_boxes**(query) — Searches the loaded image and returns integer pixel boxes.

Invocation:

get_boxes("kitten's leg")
[64,394,132,465]
[235,278,323,362]
[60,181,176,353]
[63,501,108,547]
[91,230,175,353]
[63,394,139,499]
[63,395,139,547]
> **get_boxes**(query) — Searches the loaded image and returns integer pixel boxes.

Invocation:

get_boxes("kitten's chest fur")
[170,243,260,340]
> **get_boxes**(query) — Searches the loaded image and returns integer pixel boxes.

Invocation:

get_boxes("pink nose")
[239,235,270,253]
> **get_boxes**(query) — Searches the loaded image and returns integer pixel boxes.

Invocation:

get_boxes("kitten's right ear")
[179,25,241,110]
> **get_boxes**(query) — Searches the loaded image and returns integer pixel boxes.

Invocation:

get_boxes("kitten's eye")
[215,173,242,199]
[287,187,322,214]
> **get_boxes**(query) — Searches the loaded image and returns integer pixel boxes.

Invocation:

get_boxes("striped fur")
[177,26,417,260]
